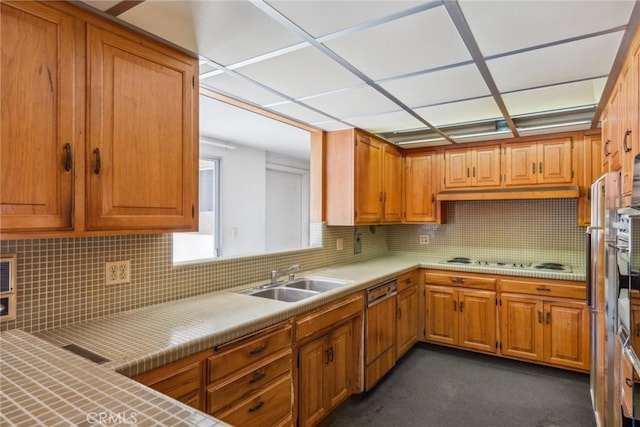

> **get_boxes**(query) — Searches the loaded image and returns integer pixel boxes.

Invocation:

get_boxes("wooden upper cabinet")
[326,129,403,225]
[404,152,437,223]
[0,2,78,232]
[505,138,573,186]
[609,88,622,172]
[353,132,383,224]
[444,145,500,188]
[86,25,197,231]
[381,144,403,223]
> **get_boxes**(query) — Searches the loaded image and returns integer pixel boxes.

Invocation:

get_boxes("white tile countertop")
[0,329,227,427]
[35,254,585,378]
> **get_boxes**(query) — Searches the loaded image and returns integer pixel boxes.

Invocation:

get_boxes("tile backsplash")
[389,198,585,267]
[0,224,389,333]
[1,198,584,333]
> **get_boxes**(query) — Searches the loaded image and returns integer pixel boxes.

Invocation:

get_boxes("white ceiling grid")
[83,0,639,146]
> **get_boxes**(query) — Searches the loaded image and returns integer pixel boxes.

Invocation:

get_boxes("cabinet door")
[354,134,382,224]
[609,88,622,172]
[444,150,470,188]
[425,286,457,345]
[537,138,573,184]
[472,145,501,187]
[86,25,196,231]
[458,290,496,353]
[325,322,352,411]
[505,143,537,186]
[1,2,76,231]
[397,286,419,358]
[621,65,633,195]
[381,144,403,223]
[543,300,589,370]
[602,108,612,172]
[298,338,327,427]
[500,294,543,361]
[404,153,437,222]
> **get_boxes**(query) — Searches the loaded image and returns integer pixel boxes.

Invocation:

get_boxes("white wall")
[202,143,266,257]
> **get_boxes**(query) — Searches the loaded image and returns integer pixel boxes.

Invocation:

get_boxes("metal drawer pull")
[626,378,634,388]
[248,401,265,413]
[93,148,101,175]
[249,369,266,383]
[63,143,72,171]
[624,130,632,153]
[604,140,611,156]
[248,345,266,355]
[536,287,551,292]
[451,277,465,284]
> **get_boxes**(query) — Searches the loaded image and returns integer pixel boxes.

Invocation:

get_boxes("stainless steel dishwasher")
[364,278,398,390]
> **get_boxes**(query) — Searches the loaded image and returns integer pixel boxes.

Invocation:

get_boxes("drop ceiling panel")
[503,78,607,116]
[122,1,304,66]
[201,73,287,106]
[119,2,198,53]
[325,6,471,80]
[415,97,502,127]
[379,64,490,108]
[236,47,363,99]
[460,0,635,56]
[347,111,424,133]
[267,0,427,38]
[268,102,335,125]
[487,31,623,93]
[303,86,399,119]
[311,121,354,132]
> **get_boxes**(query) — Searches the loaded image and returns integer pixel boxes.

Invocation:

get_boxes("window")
[173,157,220,263]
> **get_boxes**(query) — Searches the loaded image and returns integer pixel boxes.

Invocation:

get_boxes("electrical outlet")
[336,238,344,251]
[419,235,429,245]
[105,260,130,285]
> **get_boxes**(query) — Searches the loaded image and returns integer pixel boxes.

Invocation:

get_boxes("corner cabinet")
[325,129,402,225]
[0,1,198,237]
[404,151,440,223]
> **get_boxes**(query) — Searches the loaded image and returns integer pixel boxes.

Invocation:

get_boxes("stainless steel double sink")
[238,278,350,302]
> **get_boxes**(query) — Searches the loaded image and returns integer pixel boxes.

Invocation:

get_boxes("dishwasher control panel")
[366,280,397,306]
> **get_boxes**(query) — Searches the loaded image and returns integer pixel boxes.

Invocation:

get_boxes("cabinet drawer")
[397,270,418,292]
[208,325,292,383]
[207,351,291,414]
[296,293,363,341]
[145,362,201,405]
[500,279,585,299]
[424,272,496,290]
[216,374,292,427]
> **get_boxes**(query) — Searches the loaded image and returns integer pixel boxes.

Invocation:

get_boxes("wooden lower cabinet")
[396,284,419,358]
[134,350,209,411]
[295,293,363,427]
[424,285,496,354]
[500,294,589,371]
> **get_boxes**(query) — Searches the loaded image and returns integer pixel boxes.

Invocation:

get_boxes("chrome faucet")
[270,264,300,284]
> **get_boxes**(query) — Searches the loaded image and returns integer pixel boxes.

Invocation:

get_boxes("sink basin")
[242,287,319,302]
[283,278,349,292]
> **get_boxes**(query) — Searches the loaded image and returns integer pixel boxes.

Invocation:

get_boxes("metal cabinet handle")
[63,143,72,171]
[532,163,536,174]
[539,162,543,174]
[328,346,334,362]
[624,130,632,153]
[604,140,611,156]
[538,311,543,323]
[431,193,435,203]
[248,401,265,413]
[459,301,464,312]
[545,312,551,324]
[397,307,402,319]
[93,148,101,175]
[453,301,457,311]
[249,369,266,384]
[535,287,551,292]
[472,166,476,177]
[626,378,634,388]
[248,344,266,355]
[451,277,465,284]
